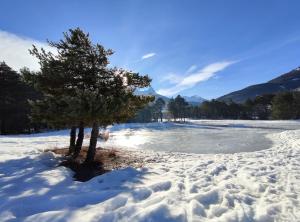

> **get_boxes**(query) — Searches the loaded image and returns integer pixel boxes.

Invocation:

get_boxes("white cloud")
[159,73,182,84]
[141,52,156,60]
[160,65,198,84]
[0,30,53,71]
[157,61,236,96]
[186,64,197,73]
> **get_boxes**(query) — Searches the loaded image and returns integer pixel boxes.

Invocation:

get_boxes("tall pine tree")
[0,62,39,134]
[30,28,153,162]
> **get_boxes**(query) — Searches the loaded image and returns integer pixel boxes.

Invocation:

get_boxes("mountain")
[183,95,206,105]
[135,87,206,105]
[218,67,300,103]
[135,87,170,102]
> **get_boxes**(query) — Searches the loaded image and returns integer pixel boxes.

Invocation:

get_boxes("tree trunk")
[85,122,99,163]
[68,126,77,155]
[1,119,6,135]
[73,121,84,158]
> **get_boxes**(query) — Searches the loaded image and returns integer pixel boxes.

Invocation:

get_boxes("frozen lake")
[102,120,300,154]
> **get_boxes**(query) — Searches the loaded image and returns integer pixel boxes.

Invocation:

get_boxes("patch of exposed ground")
[48,147,145,181]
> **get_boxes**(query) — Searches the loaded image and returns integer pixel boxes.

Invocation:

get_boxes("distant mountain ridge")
[183,95,206,105]
[135,87,170,101]
[135,87,206,105]
[218,67,300,103]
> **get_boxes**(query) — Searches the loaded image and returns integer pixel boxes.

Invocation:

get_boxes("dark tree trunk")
[85,122,99,163]
[1,119,6,135]
[68,126,77,155]
[73,121,84,158]
[160,112,163,122]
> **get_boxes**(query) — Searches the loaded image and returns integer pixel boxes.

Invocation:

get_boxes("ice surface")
[101,120,300,153]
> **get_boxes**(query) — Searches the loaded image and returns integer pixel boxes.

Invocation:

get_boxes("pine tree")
[29,28,153,162]
[28,28,113,155]
[81,68,153,163]
[168,98,177,121]
[153,98,165,122]
[29,94,81,152]
[272,92,296,119]
[0,62,38,134]
[167,96,188,122]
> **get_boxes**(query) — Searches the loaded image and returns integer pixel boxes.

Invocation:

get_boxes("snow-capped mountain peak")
[135,87,206,105]
[183,95,206,104]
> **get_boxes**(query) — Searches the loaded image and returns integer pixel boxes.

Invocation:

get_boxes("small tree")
[176,95,189,121]
[153,98,166,122]
[168,98,177,121]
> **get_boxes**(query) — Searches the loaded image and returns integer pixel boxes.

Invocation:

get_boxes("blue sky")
[1,0,300,99]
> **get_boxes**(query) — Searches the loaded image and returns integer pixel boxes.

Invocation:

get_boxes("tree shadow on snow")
[0,154,148,220]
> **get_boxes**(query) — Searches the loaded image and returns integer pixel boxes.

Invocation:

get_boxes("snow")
[1,120,300,221]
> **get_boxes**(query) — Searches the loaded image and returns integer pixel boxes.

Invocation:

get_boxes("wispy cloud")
[141,52,156,60]
[159,73,182,84]
[157,61,236,96]
[186,64,197,73]
[160,65,197,84]
[0,30,53,71]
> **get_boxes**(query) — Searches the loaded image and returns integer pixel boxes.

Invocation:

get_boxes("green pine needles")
[29,28,154,162]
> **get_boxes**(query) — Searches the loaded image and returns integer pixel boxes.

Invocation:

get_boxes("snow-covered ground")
[0,120,300,221]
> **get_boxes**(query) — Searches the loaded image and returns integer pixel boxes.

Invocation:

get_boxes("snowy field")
[0,120,300,221]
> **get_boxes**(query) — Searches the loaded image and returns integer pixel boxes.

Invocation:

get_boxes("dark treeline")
[129,98,165,123]
[0,62,44,134]
[186,92,300,120]
[132,92,300,122]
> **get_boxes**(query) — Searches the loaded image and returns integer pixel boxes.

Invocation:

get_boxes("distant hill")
[183,95,206,105]
[135,87,206,105]
[218,67,300,103]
